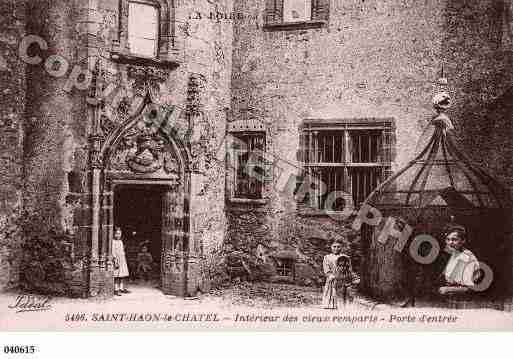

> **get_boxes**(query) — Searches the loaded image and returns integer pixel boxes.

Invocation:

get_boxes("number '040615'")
[3,346,36,354]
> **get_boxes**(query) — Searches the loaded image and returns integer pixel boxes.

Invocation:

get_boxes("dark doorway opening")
[114,184,167,286]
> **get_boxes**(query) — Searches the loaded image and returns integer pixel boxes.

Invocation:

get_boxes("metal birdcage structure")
[360,86,512,305]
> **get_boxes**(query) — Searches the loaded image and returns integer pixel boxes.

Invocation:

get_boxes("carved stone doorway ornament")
[88,91,192,297]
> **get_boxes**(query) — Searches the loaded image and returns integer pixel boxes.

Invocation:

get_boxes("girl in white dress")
[322,239,359,309]
[112,227,130,296]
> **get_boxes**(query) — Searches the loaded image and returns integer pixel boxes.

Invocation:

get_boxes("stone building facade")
[0,0,512,299]
[227,0,513,291]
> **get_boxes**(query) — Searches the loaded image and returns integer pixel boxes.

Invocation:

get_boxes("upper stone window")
[283,0,311,22]
[264,0,329,30]
[112,0,179,68]
[128,1,160,58]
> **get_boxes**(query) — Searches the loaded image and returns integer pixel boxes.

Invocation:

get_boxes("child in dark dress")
[336,255,360,304]
[137,245,154,281]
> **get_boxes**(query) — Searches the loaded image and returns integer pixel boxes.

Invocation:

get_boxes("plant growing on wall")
[19,226,74,296]
[0,209,24,290]
[198,245,230,292]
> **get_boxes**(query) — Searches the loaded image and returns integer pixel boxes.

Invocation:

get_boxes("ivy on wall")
[20,229,75,296]
[1,210,76,296]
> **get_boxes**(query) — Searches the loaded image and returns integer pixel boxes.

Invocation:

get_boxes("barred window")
[265,0,329,27]
[276,258,295,277]
[128,1,160,57]
[299,120,395,211]
[233,132,266,200]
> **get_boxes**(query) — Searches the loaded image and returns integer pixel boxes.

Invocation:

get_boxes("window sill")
[263,20,327,31]
[297,209,330,217]
[269,275,295,284]
[297,208,356,218]
[229,198,267,205]
[110,48,182,69]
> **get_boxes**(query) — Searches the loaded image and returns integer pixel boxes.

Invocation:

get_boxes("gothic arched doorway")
[88,96,191,297]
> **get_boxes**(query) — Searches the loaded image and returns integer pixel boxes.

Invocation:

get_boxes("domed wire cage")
[360,90,512,307]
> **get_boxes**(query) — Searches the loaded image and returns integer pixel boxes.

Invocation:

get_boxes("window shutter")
[381,128,395,180]
[265,0,283,24]
[298,130,306,163]
[312,0,329,21]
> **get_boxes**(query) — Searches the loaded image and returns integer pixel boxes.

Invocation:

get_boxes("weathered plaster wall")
[181,0,233,257]
[0,0,26,291]
[232,0,446,169]
[227,0,447,284]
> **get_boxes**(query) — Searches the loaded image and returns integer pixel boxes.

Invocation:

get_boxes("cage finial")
[431,67,453,130]
[433,67,451,114]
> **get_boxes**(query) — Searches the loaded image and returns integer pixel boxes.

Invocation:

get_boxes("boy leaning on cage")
[322,238,360,309]
[439,224,481,296]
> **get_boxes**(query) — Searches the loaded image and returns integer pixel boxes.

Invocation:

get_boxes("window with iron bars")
[233,132,267,200]
[275,258,295,277]
[298,120,394,211]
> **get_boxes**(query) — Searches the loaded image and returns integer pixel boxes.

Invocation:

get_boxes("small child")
[137,245,154,281]
[322,239,359,309]
[112,227,130,296]
[439,225,480,296]
[336,254,360,304]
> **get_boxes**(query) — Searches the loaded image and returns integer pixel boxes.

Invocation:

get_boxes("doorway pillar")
[161,187,187,296]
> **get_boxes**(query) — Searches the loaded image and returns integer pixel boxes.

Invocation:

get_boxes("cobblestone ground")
[207,281,381,309]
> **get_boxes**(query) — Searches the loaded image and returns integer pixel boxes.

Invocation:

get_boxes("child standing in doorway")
[113,227,130,296]
[137,245,154,281]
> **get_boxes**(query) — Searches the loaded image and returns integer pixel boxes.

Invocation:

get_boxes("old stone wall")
[442,0,513,182]
[0,0,26,291]
[21,0,90,296]
[182,0,233,257]
[2,0,513,300]
[23,0,85,232]
[90,0,233,255]
[1,0,233,296]
[78,0,233,295]
[440,0,513,306]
